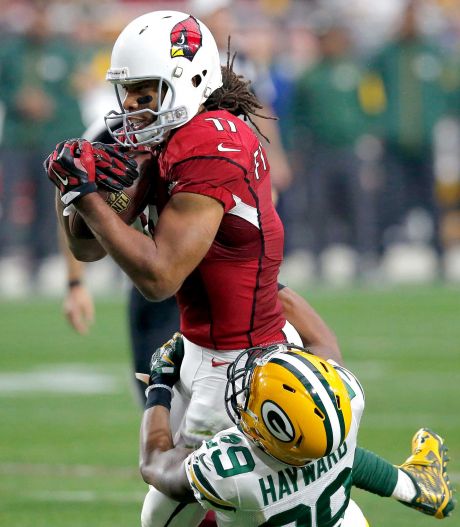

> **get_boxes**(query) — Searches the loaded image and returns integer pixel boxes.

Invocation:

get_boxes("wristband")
[145,384,173,411]
[61,181,98,205]
[68,279,82,289]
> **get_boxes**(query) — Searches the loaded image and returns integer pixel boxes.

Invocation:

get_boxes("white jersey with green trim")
[184,364,365,527]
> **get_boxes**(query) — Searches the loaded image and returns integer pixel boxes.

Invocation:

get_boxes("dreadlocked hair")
[204,38,276,142]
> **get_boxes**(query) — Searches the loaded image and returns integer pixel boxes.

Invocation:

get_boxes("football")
[68,150,155,239]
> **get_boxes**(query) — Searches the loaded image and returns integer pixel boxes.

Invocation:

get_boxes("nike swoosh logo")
[217,143,241,153]
[211,357,232,368]
[51,166,68,186]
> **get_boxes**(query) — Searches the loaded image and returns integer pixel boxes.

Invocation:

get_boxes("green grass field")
[0,285,458,526]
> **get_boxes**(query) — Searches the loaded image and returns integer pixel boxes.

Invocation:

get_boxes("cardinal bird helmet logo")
[170,16,202,62]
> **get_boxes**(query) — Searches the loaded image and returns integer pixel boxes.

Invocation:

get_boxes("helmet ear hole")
[336,395,341,409]
[192,74,202,87]
[314,408,325,420]
[202,69,208,77]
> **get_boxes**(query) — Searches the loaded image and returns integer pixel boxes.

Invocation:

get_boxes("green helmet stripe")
[271,353,345,453]
[289,353,346,440]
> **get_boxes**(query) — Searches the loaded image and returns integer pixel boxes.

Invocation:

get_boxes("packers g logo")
[170,16,202,61]
[106,191,131,214]
[261,401,295,442]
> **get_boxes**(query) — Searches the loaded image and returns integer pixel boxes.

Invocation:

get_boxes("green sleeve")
[352,446,398,497]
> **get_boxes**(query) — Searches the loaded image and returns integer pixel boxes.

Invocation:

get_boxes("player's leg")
[397,428,455,519]
[178,338,238,447]
[353,428,455,519]
[128,287,180,402]
[141,485,206,527]
[341,499,369,527]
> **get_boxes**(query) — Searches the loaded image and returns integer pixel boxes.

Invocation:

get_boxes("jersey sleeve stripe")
[335,365,365,402]
[228,195,260,229]
[189,462,236,511]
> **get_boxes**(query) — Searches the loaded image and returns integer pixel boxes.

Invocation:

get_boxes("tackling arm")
[278,286,344,365]
[139,405,194,502]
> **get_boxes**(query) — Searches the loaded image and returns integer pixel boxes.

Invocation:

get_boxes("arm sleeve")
[352,447,398,497]
[170,157,248,212]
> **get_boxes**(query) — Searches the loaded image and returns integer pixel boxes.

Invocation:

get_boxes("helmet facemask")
[225,344,285,425]
[105,77,189,147]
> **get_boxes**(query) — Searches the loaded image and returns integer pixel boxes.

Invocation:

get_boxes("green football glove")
[145,332,184,410]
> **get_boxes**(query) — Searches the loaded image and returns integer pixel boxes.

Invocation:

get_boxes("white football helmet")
[105,10,223,147]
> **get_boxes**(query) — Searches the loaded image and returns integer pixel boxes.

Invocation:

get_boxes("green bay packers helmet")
[225,343,352,466]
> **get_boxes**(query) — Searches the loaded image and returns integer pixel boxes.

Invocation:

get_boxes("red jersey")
[157,110,285,349]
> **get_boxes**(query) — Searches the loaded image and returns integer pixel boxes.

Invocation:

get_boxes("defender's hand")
[145,332,184,411]
[149,332,184,389]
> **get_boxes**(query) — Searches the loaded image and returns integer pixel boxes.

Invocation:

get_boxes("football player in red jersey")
[45,11,456,527]
[46,10,303,526]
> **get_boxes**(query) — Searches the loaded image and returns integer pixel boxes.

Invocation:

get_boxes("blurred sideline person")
[140,337,454,525]
[367,0,451,255]
[47,10,454,527]
[0,1,84,278]
[288,19,379,276]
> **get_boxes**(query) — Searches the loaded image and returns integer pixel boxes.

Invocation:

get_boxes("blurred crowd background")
[1,0,460,297]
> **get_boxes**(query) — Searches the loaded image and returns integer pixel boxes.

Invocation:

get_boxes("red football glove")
[91,142,139,191]
[45,139,98,205]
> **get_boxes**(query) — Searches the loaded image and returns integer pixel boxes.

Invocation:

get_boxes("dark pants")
[379,149,441,252]
[282,145,380,259]
[128,287,180,402]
